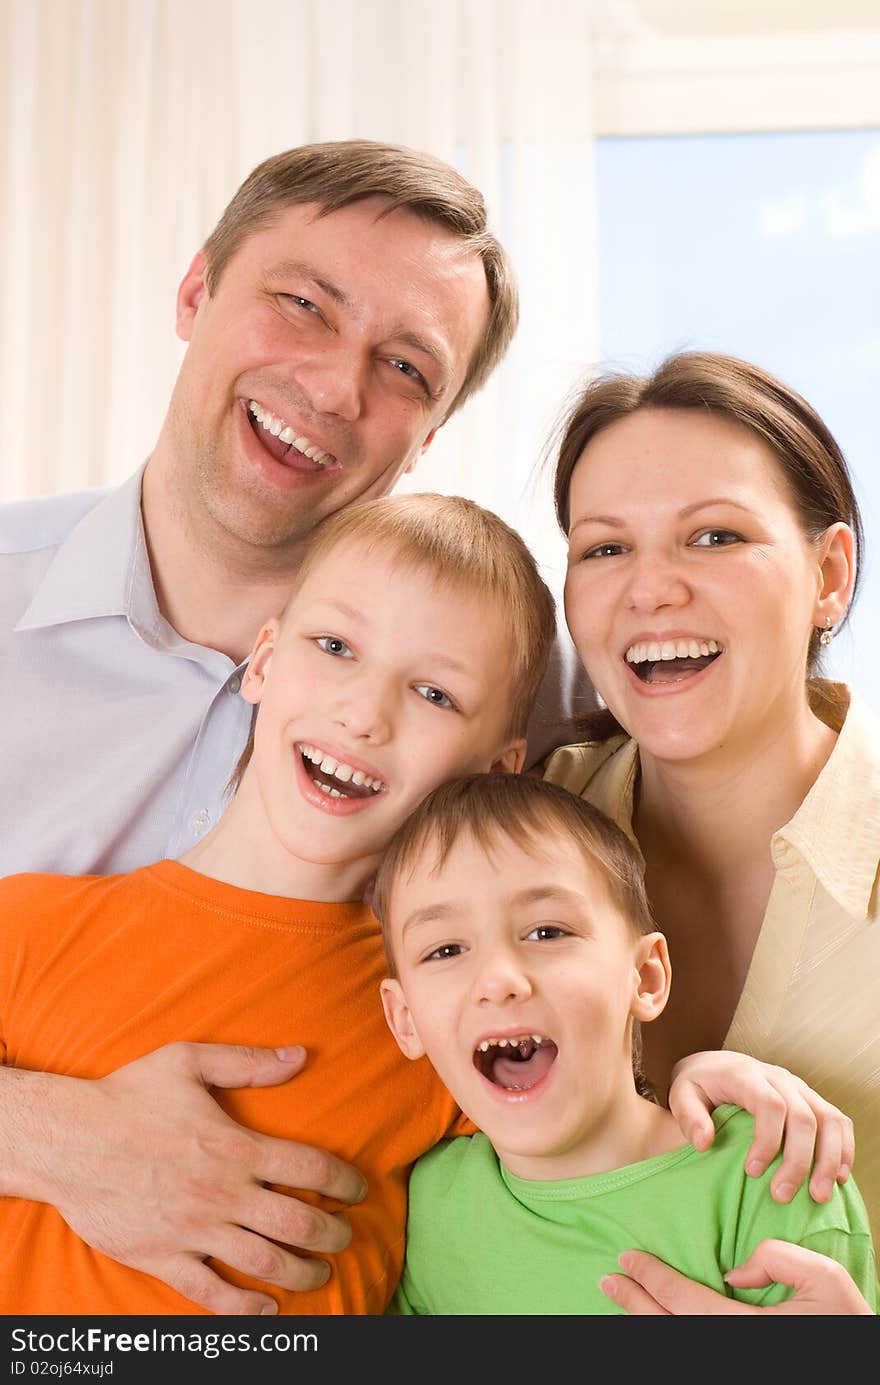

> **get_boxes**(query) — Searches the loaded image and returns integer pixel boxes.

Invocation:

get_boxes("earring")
[819,615,833,647]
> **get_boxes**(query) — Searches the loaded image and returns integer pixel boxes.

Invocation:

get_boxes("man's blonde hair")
[230,494,556,791]
[202,140,518,422]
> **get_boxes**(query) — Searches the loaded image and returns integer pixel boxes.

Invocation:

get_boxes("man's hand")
[668,1050,855,1203]
[599,1242,875,1315]
[3,1043,367,1314]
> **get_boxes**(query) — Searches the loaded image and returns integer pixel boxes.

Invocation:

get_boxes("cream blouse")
[543,682,880,1244]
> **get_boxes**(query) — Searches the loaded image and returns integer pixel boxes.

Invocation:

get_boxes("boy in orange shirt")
[0,492,552,1316]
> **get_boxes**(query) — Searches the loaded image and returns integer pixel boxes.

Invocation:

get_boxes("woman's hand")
[668,1050,854,1203]
[599,1242,875,1315]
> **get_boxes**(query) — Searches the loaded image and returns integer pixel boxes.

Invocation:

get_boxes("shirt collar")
[773,682,880,919]
[15,463,164,641]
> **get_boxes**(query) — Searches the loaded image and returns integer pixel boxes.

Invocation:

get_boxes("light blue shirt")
[0,466,251,875]
[0,467,595,878]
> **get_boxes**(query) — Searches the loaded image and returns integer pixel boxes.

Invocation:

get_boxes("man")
[0,141,590,1314]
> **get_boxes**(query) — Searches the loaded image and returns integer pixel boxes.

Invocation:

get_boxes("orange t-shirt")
[0,861,468,1314]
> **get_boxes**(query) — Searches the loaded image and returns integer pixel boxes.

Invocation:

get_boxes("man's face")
[236,538,525,900]
[382,828,667,1181]
[167,198,490,557]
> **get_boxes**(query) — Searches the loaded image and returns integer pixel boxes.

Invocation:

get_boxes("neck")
[141,441,307,664]
[178,780,376,904]
[497,1076,684,1183]
[635,693,837,876]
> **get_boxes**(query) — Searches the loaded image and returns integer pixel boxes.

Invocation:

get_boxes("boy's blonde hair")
[371,772,657,1098]
[230,495,556,791]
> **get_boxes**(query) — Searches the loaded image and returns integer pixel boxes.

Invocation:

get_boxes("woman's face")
[563,406,828,763]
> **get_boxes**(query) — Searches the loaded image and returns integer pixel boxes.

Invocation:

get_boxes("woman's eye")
[315,635,353,658]
[414,684,454,709]
[526,924,568,942]
[691,529,743,548]
[579,542,627,560]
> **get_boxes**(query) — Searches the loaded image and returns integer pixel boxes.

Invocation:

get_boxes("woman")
[543,350,878,1313]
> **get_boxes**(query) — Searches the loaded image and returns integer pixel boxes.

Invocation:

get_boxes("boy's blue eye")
[315,635,353,658]
[414,684,454,709]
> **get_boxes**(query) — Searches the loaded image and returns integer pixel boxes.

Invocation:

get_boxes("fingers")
[724,1239,873,1314]
[177,1041,308,1090]
[808,1104,854,1202]
[240,1185,354,1256]
[206,1224,338,1292]
[667,1052,857,1202]
[747,1081,813,1195]
[666,1080,717,1152]
[598,1271,670,1315]
[731,1066,851,1203]
[256,1135,368,1207]
[611,1251,755,1316]
[161,1255,280,1315]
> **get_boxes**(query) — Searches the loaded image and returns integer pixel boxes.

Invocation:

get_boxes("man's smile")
[246,399,340,470]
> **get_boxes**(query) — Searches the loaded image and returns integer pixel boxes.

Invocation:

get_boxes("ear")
[813,522,856,629]
[630,932,671,1023]
[380,979,426,1060]
[489,738,527,775]
[176,250,209,343]
[240,619,280,707]
[402,426,439,476]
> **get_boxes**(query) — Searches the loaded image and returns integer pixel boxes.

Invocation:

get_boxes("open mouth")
[473,1035,558,1093]
[298,744,385,801]
[247,400,338,470]
[625,638,723,686]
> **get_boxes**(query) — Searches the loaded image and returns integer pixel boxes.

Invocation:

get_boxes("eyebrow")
[400,885,588,936]
[301,601,478,678]
[266,259,351,308]
[265,260,452,383]
[569,497,756,536]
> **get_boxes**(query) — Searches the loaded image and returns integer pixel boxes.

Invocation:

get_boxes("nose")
[471,946,534,1007]
[330,670,396,746]
[625,547,690,615]
[296,342,366,423]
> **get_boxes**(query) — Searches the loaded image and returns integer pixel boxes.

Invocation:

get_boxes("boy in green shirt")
[374,773,878,1314]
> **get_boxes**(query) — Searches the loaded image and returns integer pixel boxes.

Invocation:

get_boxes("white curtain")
[0,0,600,592]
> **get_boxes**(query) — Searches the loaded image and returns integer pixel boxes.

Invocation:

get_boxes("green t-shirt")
[391,1105,878,1314]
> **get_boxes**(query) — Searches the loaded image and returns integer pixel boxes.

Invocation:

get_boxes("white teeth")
[298,744,384,794]
[625,638,724,664]
[247,402,335,467]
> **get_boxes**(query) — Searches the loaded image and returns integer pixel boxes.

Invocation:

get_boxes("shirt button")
[190,809,212,836]
[228,674,242,694]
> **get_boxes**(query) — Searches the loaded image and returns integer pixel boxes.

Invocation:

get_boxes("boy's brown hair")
[202,139,518,422]
[229,494,556,793]
[371,772,658,1098]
